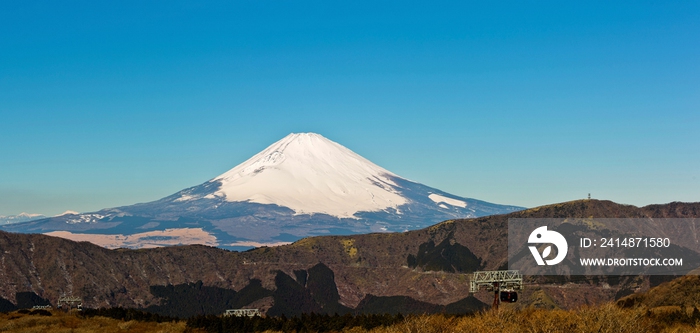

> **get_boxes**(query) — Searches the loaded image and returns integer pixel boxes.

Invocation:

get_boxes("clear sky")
[1,1,698,216]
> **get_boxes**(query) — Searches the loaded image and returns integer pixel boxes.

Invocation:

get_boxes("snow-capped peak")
[17,212,44,218]
[212,133,408,218]
[56,210,80,217]
[0,212,47,225]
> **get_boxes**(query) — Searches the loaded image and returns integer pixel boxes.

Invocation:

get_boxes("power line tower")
[470,270,523,310]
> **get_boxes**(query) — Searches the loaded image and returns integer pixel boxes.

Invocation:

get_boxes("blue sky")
[1,1,698,216]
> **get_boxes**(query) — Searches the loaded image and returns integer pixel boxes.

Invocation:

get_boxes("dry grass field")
[0,309,195,333]
[3,303,700,333]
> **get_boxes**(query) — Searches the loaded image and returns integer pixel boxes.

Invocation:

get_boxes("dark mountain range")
[1,133,522,250]
[0,199,699,317]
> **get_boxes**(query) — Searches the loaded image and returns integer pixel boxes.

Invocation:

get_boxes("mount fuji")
[2,133,523,250]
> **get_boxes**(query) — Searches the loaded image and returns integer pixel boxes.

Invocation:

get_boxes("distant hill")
[0,213,45,225]
[617,274,700,310]
[0,199,699,317]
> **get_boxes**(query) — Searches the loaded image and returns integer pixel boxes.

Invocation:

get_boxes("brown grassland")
[4,303,700,333]
[0,310,193,333]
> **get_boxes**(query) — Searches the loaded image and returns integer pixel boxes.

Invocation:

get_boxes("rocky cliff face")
[1,200,699,314]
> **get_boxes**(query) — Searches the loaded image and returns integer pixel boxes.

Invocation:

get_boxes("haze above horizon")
[1,1,698,216]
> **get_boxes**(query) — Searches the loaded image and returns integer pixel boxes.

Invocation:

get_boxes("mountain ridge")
[0,213,46,225]
[0,199,698,316]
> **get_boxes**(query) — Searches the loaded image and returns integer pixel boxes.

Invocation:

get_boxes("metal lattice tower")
[470,270,523,309]
[57,296,83,310]
[470,270,523,293]
[224,309,260,317]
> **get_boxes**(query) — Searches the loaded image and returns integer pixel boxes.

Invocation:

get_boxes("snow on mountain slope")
[2,132,524,250]
[206,133,407,218]
[428,193,467,208]
[0,213,46,225]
